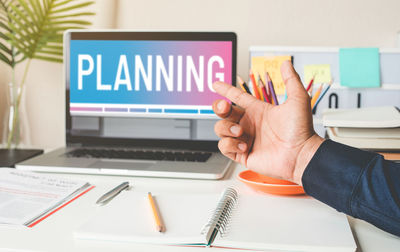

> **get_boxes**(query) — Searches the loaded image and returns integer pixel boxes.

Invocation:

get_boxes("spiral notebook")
[75,188,356,251]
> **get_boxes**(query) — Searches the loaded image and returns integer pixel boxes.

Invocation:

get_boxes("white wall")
[0,0,116,148]
[1,0,400,149]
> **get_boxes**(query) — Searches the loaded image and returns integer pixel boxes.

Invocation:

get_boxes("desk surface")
[0,163,399,252]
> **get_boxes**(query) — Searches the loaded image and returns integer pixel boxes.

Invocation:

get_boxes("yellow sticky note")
[303,64,331,85]
[251,57,267,83]
[251,55,292,95]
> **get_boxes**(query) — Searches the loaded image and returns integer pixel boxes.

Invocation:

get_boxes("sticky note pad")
[251,55,292,95]
[304,64,331,84]
[339,48,380,88]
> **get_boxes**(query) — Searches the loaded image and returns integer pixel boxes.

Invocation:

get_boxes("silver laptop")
[17,31,236,179]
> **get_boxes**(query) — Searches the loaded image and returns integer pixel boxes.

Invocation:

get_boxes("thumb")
[280,60,308,100]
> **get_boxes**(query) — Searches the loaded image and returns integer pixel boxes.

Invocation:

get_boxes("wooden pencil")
[249,70,261,100]
[148,192,165,232]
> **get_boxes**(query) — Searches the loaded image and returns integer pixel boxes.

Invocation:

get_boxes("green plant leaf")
[6,0,94,64]
[0,50,11,65]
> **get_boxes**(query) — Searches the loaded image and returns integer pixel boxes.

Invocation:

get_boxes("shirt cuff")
[301,139,377,214]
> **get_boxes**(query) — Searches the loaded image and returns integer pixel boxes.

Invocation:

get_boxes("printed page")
[75,191,219,246]
[0,168,88,225]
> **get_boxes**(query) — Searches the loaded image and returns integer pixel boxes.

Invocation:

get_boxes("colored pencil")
[312,79,333,111]
[258,75,271,103]
[148,192,164,232]
[237,75,252,95]
[249,70,261,100]
[266,72,279,105]
[257,75,265,101]
[310,84,324,109]
[306,74,315,92]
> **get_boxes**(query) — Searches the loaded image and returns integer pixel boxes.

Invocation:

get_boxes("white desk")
[0,163,399,252]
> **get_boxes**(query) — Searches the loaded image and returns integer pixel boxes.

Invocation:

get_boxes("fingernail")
[230,125,240,136]
[238,143,247,151]
[217,100,225,111]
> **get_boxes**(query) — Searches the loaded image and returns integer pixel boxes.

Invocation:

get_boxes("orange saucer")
[238,170,305,195]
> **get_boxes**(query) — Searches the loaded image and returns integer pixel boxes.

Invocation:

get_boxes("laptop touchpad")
[89,160,154,170]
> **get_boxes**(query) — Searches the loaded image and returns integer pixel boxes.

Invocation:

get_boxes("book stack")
[323,106,400,162]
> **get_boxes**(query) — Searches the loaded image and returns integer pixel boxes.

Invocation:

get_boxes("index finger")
[212,81,258,109]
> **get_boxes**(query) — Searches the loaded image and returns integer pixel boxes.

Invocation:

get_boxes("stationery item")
[312,80,333,111]
[326,127,400,150]
[322,106,400,128]
[251,55,292,95]
[306,74,315,92]
[304,64,331,85]
[334,127,400,139]
[260,81,270,104]
[249,70,261,100]
[237,75,247,92]
[0,149,43,167]
[75,188,356,251]
[148,192,164,232]
[96,181,129,205]
[310,84,324,108]
[238,76,251,95]
[266,72,279,105]
[257,75,265,101]
[324,107,400,150]
[237,76,252,95]
[238,170,304,195]
[339,48,380,88]
[0,168,93,227]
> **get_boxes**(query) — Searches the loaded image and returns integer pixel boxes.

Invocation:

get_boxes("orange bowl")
[238,170,305,195]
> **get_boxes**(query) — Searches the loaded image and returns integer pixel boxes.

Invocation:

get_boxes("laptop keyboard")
[65,148,212,162]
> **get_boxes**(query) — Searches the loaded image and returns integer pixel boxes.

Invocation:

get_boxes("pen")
[96,181,130,205]
[148,192,165,232]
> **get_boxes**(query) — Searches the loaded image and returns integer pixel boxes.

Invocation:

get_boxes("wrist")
[293,134,325,185]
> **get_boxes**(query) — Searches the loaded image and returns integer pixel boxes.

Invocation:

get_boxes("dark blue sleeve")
[302,139,400,236]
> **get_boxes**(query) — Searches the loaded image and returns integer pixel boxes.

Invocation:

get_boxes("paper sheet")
[304,64,332,84]
[0,168,88,225]
[339,48,380,88]
[251,55,292,95]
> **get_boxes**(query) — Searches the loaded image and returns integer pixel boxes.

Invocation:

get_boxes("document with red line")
[0,168,91,227]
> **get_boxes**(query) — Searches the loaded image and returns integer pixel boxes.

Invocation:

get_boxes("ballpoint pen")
[96,181,130,205]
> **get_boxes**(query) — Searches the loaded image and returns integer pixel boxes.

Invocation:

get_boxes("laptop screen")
[65,31,236,149]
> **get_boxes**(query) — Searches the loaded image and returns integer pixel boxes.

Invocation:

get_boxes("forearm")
[302,140,400,236]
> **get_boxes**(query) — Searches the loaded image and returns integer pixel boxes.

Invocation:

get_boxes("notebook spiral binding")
[201,187,238,237]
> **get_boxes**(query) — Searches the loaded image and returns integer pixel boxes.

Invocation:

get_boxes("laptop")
[17,31,236,179]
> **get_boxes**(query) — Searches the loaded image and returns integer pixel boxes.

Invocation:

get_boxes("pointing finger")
[213,82,259,109]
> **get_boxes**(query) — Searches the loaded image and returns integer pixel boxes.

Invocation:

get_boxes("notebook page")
[214,195,356,252]
[75,191,219,245]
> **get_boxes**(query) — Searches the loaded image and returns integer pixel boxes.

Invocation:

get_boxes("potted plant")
[0,0,94,149]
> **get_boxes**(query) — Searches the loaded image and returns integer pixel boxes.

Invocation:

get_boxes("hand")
[212,61,324,185]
